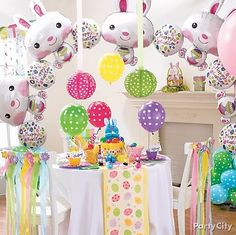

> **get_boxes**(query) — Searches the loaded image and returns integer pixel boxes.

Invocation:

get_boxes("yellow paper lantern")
[98,53,124,84]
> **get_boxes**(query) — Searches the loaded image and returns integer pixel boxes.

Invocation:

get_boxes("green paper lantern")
[60,104,88,137]
[211,168,221,185]
[229,188,236,205]
[125,69,157,98]
[213,150,233,174]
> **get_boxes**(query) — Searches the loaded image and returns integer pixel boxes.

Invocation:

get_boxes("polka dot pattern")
[229,188,236,206]
[67,71,96,100]
[125,69,157,98]
[27,60,55,90]
[138,101,165,133]
[60,105,88,137]
[87,101,111,128]
[221,169,236,189]
[18,121,46,149]
[98,53,124,84]
[211,184,228,204]
[213,150,233,174]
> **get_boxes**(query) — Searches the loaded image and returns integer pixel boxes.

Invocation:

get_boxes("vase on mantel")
[193,76,206,91]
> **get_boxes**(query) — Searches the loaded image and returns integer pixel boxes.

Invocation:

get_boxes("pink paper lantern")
[67,71,96,100]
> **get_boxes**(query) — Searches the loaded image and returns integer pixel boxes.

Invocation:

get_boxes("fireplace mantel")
[122,91,224,148]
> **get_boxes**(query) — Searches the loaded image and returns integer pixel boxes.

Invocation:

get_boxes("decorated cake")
[100,118,125,157]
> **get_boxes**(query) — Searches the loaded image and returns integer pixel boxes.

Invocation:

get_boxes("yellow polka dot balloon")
[98,53,125,84]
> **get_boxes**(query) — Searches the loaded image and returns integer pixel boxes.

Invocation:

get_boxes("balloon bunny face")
[102,0,154,65]
[0,77,29,126]
[104,118,120,140]
[182,0,224,56]
[14,0,72,60]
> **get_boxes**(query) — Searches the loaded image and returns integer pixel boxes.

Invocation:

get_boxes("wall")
[1,0,234,152]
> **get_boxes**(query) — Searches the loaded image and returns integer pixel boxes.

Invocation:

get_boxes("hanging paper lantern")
[54,43,74,64]
[207,59,236,90]
[67,71,96,100]
[154,24,184,56]
[185,46,207,67]
[28,95,46,116]
[219,123,236,154]
[87,101,112,128]
[27,60,55,90]
[138,101,165,133]
[60,105,88,136]
[125,69,157,98]
[72,19,101,50]
[18,120,46,148]
[98,53,124,84]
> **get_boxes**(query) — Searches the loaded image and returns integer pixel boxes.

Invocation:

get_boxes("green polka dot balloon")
[229,188,236,205]
[213,150,233,174]
[211,168,221,185]
[60,104,88,137]
[125,69,157,98]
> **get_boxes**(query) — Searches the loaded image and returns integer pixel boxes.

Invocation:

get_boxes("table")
[52,155,176,235]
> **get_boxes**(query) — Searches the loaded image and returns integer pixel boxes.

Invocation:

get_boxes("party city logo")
[193,222,233,232]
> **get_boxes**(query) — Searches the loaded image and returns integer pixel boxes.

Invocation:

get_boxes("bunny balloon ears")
[14,0,74,68]
[154,0,225,70]
[102,0,154,66]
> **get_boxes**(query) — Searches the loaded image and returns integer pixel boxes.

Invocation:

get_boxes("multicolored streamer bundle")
[0,147,50,235]
[190,139,214,235]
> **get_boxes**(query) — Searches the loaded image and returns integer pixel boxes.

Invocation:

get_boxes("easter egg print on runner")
[110,229,119,235]
[112,183,119,192]
[112,194,120,202]
[113,208,120,217]
[110,171,118,178]
[124,208,133,216]
[123,170,131,179]
[123,181,130,190]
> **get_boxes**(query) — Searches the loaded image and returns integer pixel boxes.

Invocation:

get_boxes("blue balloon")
[233,157,236,169]
[221,169,236,189]
[211,184,228,204]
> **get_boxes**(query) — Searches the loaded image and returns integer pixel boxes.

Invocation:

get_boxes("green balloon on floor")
[211,168,221,185]
[213,150,233,174]
[229,188,236,206]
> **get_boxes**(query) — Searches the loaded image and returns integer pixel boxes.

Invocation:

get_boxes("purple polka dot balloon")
[138,101,166,133]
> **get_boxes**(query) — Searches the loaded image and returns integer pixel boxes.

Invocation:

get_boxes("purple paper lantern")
[138,101,166,133]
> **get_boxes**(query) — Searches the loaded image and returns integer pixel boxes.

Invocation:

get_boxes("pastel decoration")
[218,11,236,76]
[27,60,55,90]
[28,95,46,121]
[217,95,236,119]
[138,101,166,133]
[87,101,112,128]
[213,149,233,174]
[185,46,207,68]
[67,71,96,100]
[229,188,236,205]
[14,0,73,67]
[0,76,29,126]
[60,105,88,137]
[54,42,74,65]
[18,120,46,148]
[103,167,149,235]
[101,0,154,65]
[207,59,236,90]
[154,24,184,56]
[211,184,228,204]
[221,169,236,189]
[125,69,157,98]
[98,53,124,84]
[219,123,236,154]
[72,19,101,50]
[182,0,224,56]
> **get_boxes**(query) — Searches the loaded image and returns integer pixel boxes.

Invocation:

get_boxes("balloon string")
[76,0,83,70]
[89,128,101,145]
[137,0,144,69]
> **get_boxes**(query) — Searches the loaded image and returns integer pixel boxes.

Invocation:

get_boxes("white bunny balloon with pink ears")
[102,0,154,66]
[14,0,74,69]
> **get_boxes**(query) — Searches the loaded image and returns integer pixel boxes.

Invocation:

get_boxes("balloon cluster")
[154,1,225,70]
[211,149,236,206]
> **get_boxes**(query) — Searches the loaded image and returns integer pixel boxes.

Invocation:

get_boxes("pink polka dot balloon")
[87,101,112,128]
[67,71,96,100]
[138,101,166,133]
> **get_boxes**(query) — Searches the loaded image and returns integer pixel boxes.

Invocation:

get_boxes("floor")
[0,195,235,234]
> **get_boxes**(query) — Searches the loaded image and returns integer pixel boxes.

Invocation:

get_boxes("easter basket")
[101,142,125,157]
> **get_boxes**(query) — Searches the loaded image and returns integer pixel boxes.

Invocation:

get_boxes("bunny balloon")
[180,0,225,70]
[104,118,120,140]
[102,0,154,66]
[14,0,74,69]
[0,77,46,126]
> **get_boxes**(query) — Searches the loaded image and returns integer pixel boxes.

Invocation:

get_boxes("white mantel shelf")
[122,91,217,110]
[122,91,224,148]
